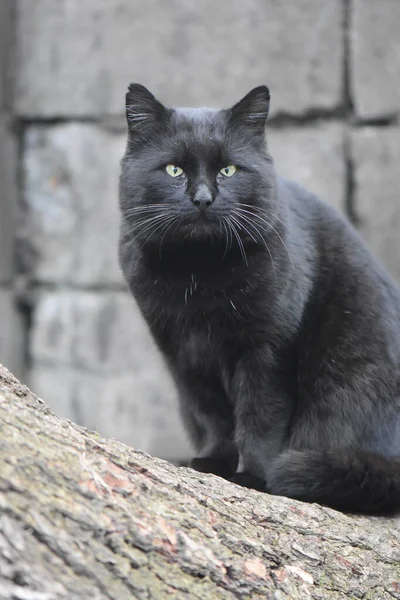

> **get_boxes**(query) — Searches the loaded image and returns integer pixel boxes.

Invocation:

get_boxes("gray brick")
[0,288,23,378]
[31,289,166,374]
[16,0,343,118]
[268,122,346,213]
[29,365,191,461]
[351,126,400,282]
[351,0,400,119]
[23,124,125,285]
[29,288,191,459]
[0,117,17,284]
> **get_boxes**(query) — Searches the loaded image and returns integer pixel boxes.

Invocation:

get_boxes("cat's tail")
[267,449,400,514]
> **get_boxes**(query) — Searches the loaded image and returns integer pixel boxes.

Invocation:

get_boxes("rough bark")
[0,363,399,600]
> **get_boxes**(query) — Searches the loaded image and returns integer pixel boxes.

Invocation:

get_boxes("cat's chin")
[186,223,219,240]
[178,216,221,240]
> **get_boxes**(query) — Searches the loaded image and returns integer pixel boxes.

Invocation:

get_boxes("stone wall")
[0,1,23,379]
[0,0,399,460]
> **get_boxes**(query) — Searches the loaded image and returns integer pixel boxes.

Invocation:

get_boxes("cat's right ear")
[229,85,270,136]
[125,83,168,136]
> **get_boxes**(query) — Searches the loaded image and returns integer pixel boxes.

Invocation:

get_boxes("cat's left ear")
[229,86,270,135]
[125,83,168,135]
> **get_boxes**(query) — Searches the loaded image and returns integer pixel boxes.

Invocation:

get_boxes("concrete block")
[31,289,164,374]
[268,122,346,213]
[351,0,400,119]
[23,124,125,285]
[29,366,191,461]
[16,0,343,118]
[351,126,400,282]
[0,117,16,284]
[0,288,23,378]
[29,288,191,459]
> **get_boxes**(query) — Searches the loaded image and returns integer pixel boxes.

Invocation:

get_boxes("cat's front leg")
[232,348,294,484]
[187,417,238,479]
[177,375,238,479]
[191,453,238,479]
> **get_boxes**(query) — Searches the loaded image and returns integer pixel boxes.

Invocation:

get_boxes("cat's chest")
[136,269,250,313]
[177,325,217,369]
[138,275,255,349]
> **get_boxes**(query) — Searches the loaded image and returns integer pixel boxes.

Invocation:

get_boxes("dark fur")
[119,83,400,514]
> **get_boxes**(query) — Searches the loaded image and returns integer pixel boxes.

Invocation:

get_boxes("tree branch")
[0,363,399,599]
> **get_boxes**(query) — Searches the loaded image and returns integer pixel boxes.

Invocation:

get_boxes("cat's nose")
[192,184,214,210]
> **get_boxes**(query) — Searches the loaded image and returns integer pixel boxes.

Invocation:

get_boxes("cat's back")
[278,173,391,277]
[277,173,400,343]
[277,174,350,239]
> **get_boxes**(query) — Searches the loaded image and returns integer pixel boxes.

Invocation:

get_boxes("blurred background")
[0,0,399,462]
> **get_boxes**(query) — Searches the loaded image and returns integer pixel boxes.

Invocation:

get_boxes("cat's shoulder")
[276,175,342,224]
[275,174,357,249]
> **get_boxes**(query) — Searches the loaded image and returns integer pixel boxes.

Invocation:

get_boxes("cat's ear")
[125,83,168,135]
[229,86,270,135]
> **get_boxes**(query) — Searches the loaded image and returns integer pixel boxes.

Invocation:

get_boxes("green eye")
[219,165,237,177]
[166,164,184,178]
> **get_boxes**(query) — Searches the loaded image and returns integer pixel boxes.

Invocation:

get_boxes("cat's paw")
[229,471,266,492]
[190,457,236,479]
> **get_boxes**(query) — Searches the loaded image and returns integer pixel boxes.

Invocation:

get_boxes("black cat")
[119,83,400,514]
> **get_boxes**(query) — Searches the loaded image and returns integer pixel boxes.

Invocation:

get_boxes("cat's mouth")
[178,211,222,239]
[162,211,221,240]
[185,218,218,234]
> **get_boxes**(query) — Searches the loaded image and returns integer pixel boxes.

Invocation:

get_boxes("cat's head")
[119,84,276,250]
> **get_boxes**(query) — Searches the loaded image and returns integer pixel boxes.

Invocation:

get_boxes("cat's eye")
[166,164,184,178]
[219,165,237,177]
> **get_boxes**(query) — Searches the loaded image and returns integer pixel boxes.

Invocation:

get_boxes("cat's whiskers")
[121,204,176,239]
[231,209,276,278]
[140,214,179,248]
[158,216,183,259]
[131,213,173,229]
[220,217,233,259]
[234,206,294,271]
[224,216,248,266]
[229,214,258,244]
[121,212,173,241]
[123,203,171,215]
[252,214,294,272]
[237,203,287,229]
